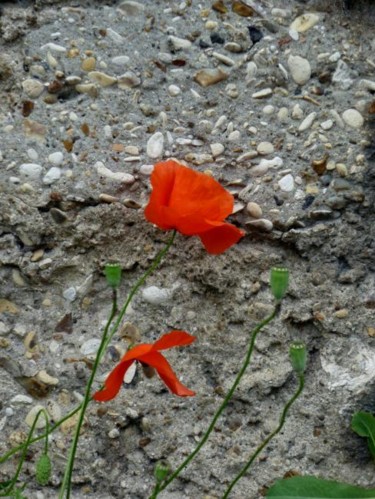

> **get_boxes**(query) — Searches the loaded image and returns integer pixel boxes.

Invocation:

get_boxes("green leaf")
[351,411,375,458]
[266,476,375,498]
[0,480,13,490]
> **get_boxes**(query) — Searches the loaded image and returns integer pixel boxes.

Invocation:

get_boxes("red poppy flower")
[144,160,245,254]
[93,331,196,402]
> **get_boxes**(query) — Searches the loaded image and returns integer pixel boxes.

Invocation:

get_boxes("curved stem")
[101,231,176,356]
[222,373,305,498]
[0,409,49,497]
[59,231,176,498]
[150,305,279,498]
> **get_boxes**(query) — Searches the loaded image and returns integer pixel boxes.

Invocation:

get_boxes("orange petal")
[198,223,245,254]
[152,330,196,352]
[93,359,134,402]
[144,161,234,235]
[141,351,195,397]
[121,343,153,362]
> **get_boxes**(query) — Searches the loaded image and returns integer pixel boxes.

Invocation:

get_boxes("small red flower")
[144,160,245,254]
[93,331,196,402]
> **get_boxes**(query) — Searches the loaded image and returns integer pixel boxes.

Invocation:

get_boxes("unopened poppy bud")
[36,454,52,486]
[270,267,289,300]
[289,342,307,374]
[104,263,122,288]
[154,460,171,483]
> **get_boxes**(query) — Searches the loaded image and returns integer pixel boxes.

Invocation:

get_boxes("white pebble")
[288,55,311,85]
[210,143,225,157]
[320,119,334,130]
[96,162,135,184]
[140,164,154,175]
[63,287,77,302]
[168,84,181,96]
[257,141,274,155]
[25,405,47,428]
[277,107,289,122]
[292,103,303,119]
[11,395,33,405]
[111,55,130,66]
[168,35,192,50]
[80,338,101,356]
[27,148,39,161]
[262,105,275,115]
[228,130,240,141]
[278,174,295,192]
[48,151,64,165]
[43,167,61,185]
[252,88,273,99]
[298,112,317,132]
[142,285,174,305]
[259,156,283,169]
[147,132,164,158]
[19,163,43,179]
[22,79,45,99]
[40,42,67,52]
[107,28,124,44]
[342,109,364,129]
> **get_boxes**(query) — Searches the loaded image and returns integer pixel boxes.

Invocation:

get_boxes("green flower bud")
[154,460,171,483]
[36,454,52,486]
[104,263,122,288]
[289,342,307,374]
[270,267,289,300]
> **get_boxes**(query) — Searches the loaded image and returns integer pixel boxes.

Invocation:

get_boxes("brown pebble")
[334,309,349,319]
[99,193,119,203]
[193,68,228,87]
[212,0,228,13]
[232,0,254,16]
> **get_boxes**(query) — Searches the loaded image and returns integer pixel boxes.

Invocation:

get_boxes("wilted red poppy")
[144,160,245,254]
[93,331,196,402]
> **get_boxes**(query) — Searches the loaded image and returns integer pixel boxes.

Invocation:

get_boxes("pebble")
[88,71,117,87]
[212,52,235,66]
[168,35,192,51]
[342,109,364,129]
[63,287,77,301]
[246,219,273,232]
[19,163,43,180]
[22,79,45,99]
[81,57,96,72]
[246,202,262,218]
[292,103,303,120]
[118,1,144,15]
[142,285,174,305]
[43,167,61,185]
[75,83,99,97]
[194,68,228,87]
[117,71,141,89]
[320,119,333,130]
[37,370,59,386]
[11,395,33,405]
[332,60,353,90]
[25,405,47,428]
[257,141,274,155]
[146,132,164,158]
[210,143,225,157]
[288,55,311,85]
[277,107,289,122]
[252,88,273,99]
[226,83,239,98]
[263,105,275,115]
[40,42,66,53]
[140,164,154,175]
[80,338,101,356]
[111,55,130,66]
[278,174,295,192]
[228,130,240,141]
[107,28,124,44]
[168,84,181,96]
[336,163,348,177]
[290,13,320,33]
[237,151,258,162]
[48,151,64,165]
[96,162,135,183]
[224,42,242,53]
[246,61,258,80]
[298,112,317,132]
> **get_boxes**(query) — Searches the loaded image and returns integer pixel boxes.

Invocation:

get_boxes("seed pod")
[289,342,307,374]
[36,454,52,486]
[104,263,122,288]
[270,267,289,300]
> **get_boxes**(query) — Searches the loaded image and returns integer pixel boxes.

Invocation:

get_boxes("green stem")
[0,409,49,497]
[0,404,82,465]
[222,372,305,498]
[101,231,176,356]
[58,292,118,499]
[150,305,279,498]
[59,231,176,499]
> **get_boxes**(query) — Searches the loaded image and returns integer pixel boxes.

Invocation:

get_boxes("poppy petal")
[152,330,196,351]
[121,343,153,362]
[198,223,245,254]
[93,359,134,402]
[141,351,195,397]
[144,161,235,235]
